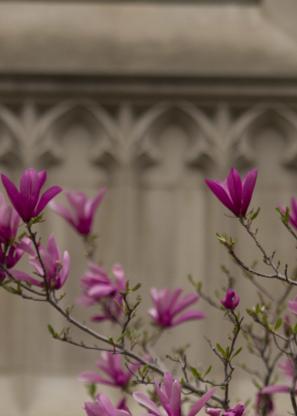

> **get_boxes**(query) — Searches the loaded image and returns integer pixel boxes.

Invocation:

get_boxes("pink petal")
[20,169,46,204]
[1,174,23,219]
[47,235,60,261]
[172,310,205,326]
[133,392,161,416]
[49,200,75,227]
[188,388,215,416]
[171,292,199,315]
[66,191,87,218]
[12,270,42,286]
[88,285,115,298]
[59,251,70,287]
[35,186,62,216]
[79,371,115,386]
[241,168,257,216]
[288,298,297,315]
[227,168,243,216]
[85,187,106,219]
[205,179,235,215]
[262,384,291,394]
[169,378,181,415]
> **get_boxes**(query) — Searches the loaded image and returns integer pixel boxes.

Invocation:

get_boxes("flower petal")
[205,179,235,215]
[262,384,292,394]
[1,174,23,219]
[133,392,161,416]
[35,185,62,216]
[172,310,205,326]
[188,388,215,416]
[227,168,243,216]
[241,168,257,216]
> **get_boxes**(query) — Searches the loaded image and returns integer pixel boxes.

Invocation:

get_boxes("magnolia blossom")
[134,372,214,416]
[84,394,130,416]
[80,352,139,389]
[1,168,62,223]
[50,188,106,235]
[205,168,257,217]
[149,288,205,328]
[206,404,245,416]
[78,263,126,322]
[221,289,240,310]
[262,358,297,395]
[13,235,70,289]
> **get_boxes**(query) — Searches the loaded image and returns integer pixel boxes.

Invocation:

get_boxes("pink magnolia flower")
[134,372,214,416]
[1,168,62,223]
[221,289,240,310]
[84,394,130,416]
[205,168,257,217]
[262,358,297,395]
[149,288,205,328]
[206,404,245,416]
[79,263,126,303]
[80,352,140,389]
[78,263,126,322]
[50,188,106,235]
[13,235,70,289]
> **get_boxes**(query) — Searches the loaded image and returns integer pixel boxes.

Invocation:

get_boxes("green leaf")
[216,343,226,358]
[274,317,282,331]
[132,283,141,292]
[86,383,97,399]
[251,207,260,220]
[190,367,201,380]
[203,365,212,377]
[47,324,58,339]
[231,346,242,359]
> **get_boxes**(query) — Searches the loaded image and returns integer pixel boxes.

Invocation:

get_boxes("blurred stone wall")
[0,1,297,415]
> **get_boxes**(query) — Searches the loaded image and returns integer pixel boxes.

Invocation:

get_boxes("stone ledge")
[0,2,295,76]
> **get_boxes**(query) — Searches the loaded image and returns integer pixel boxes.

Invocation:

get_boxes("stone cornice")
[0,74,297,102]
[0,1,291,77]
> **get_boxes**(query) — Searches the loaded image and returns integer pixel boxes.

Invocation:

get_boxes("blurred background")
[0,0,297,415]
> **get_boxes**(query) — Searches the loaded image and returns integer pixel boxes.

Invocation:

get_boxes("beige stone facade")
[0,1,296,414]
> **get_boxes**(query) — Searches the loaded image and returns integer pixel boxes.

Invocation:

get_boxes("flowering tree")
[0,167,297,415]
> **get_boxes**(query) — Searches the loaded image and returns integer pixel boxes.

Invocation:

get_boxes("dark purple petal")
[35,185,62,216]
[205,179,235,215]
[221,288,240,310]
[1,174,24,220]
[226,168,242,216]
[241,168,257,216]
